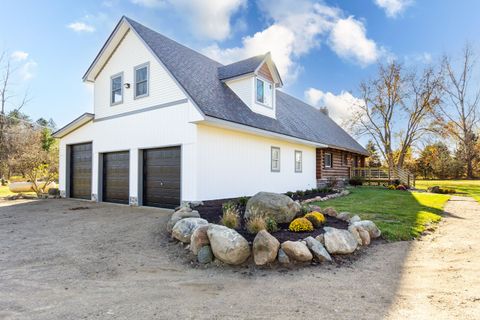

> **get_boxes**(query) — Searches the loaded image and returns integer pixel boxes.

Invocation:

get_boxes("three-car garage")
[67,143,181,208]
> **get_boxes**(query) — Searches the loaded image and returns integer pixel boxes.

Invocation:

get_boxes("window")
[134,63,149,98]
[111,73,123,105]
[324,152,332,168]
[295,150,302,173]
[271,147,280,172]
[343,152,348,166]
[256,77,273,107]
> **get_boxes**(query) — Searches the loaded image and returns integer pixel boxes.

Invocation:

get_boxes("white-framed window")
[294,150,302,173]
[111,73,123,105]
[134,63,149,99]
[324,152,332,168]
[271,147,280,172]
[256,77,273,107]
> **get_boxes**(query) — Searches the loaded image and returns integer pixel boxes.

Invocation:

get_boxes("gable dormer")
[218,53,283,119]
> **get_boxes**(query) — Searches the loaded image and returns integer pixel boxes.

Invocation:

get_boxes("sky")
[1,0,480,134]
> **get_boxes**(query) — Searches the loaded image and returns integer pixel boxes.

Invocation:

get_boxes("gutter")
[52,113,94,138]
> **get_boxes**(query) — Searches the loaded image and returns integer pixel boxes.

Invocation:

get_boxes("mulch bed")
[195,196,349,243]
[288,189,337,202]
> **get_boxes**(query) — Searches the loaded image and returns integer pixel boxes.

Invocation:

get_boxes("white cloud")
[305,88,364,125]
[19,60,38,81]
[131,0,246,40]
[202,0,384,83]
[374,0,413,18]
[329,16,381,67]
[67,22,96,33]
[11,51,29,62]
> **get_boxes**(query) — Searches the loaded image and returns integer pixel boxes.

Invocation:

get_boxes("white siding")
[93,30,186,119]
[195,124,317,200]
[58,101,203,203]
[226,76,276,119]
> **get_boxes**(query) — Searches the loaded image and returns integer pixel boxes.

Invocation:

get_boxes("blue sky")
[1,0,479,129]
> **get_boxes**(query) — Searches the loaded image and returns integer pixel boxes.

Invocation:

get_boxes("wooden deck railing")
[350,167,415,186]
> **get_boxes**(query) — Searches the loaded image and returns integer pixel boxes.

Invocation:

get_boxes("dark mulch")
[288,189,337,202]
[196,197,348,243]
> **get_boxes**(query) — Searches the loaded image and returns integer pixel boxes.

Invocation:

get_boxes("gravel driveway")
[0,198,478,320]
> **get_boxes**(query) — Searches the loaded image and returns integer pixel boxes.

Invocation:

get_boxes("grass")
[315,186,450,241]
[415,179,480,203]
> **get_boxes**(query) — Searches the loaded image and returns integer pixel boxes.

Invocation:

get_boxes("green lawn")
[315,187,450,241]
[415,179,480,202]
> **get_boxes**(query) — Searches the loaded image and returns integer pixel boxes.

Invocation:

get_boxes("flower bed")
[195,197,348,243]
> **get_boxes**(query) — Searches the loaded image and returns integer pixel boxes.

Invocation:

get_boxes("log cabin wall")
[316,148,366,181]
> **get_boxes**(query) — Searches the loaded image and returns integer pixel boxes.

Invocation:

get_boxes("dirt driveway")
[0,197,478,320]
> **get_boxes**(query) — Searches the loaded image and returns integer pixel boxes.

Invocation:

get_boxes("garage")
[143,147,181,209]
[69,143,92,199]
[102,151,130,204]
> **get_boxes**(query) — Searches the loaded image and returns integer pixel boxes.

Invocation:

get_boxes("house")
[53,16,368,209]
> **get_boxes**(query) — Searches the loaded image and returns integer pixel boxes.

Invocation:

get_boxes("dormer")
[218,53,283,119]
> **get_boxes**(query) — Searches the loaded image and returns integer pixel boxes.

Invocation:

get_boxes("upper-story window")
[256,77,273,107]
[111,73,123,105]
[134,63,149,99]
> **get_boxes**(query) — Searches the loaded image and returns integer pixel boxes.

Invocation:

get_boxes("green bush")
[265,216,278,233]
[348,176,364,186]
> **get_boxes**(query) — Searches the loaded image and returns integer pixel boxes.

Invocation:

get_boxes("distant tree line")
[353,44,480,179]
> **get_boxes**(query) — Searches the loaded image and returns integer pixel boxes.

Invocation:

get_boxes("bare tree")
[433,44,480,178]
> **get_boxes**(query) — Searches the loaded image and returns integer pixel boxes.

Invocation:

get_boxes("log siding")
[316,148,366,180]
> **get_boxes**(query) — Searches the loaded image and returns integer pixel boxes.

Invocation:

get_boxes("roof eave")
[52,113,94,138]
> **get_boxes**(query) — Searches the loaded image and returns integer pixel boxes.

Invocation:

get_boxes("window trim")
[255,76,273,109]
[324,152,332,168]
[294,150,302,173]
[134,62,150,99]
[110,72,124,106]
[271,146,280,172]
[343,152,348,166]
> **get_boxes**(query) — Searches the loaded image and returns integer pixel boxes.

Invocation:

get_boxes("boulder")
[245,192,301,223]
[167,209,200,233]
[281,241,313,262]
[323,207,337,217]
[304,236,332,262]
[315,234,325,245]
[171,218,208,243]
[278,248,290,265]
[190,225,210,255]
[352,220,381,238]
[253,230,280,266]
[207,224,251,265]
[323,227,358,254]
[348,225,371,246]
[197,245,213,264]
[337,212,353,221]
[349,215,361,224]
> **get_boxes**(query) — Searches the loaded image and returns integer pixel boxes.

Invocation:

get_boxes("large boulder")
[171,218,208,243]
[245,192,301,223]
[253,230,280,266]
[167,209,200,233]
[281,241,313,262]
[304,236,332,262]
[207,224,251,265]
[352,220,381,238]
[190,225,210,255]
[323,227,358,254]
[323,207,338,217]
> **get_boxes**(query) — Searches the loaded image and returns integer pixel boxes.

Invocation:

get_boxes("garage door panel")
[103,151,129,204]
[70,143,92,200]
[143,147,181,209]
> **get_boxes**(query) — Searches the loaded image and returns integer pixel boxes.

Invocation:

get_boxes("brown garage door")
[103,151,129,204]
[70,143,92,200]
[143,147,181,209]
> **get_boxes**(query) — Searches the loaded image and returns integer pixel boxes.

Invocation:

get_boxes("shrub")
[348,176,364,186]
[265,216,278,233]
[304,211,326,228]
[392,179,401,186]
[396,185,407,191]
[246,216,267,234]
[288,217,314,232]
[237,196,250,207]
[285,191,294,198]
[220,201,240,229]
[326,177,339,189]
[295,190,305,197]
[300,204,311,215]
[304,189,312,195]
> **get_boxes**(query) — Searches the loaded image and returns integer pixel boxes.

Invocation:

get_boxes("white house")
[53,16,368,209]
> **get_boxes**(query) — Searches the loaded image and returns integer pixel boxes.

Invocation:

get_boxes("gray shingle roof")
[217,54,266,80]
[125,17,367,155]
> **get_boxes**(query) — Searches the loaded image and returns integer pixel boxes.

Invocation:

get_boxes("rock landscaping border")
[167,190,381,268]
